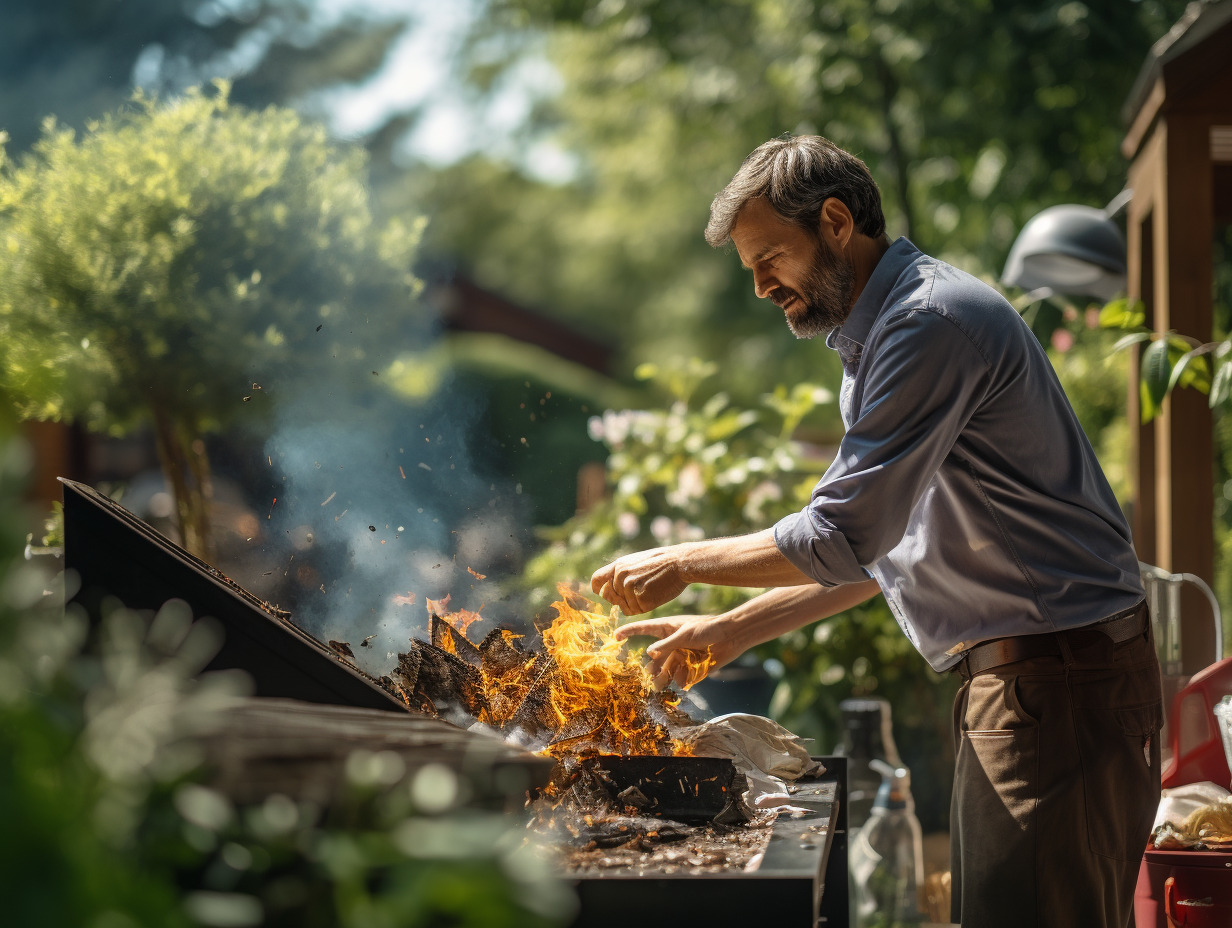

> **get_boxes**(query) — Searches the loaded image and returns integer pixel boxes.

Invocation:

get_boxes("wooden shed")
[1122,0,1232,672]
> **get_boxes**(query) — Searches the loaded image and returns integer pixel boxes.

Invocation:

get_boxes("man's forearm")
[721,578,882,653]
[593,527,822,615]
[677,528,814,588]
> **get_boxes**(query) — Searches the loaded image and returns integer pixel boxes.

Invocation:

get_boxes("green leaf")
[700,391,729,419]
[1168,352,1209,395]
[1211,362,1232,408]
[1099,298,1146,330]
[1141,338,1172,411]
[1168,350,1212,395]
[1164,337,1211,394]
[1111,331,1152,354]
[1139,378,1159,424]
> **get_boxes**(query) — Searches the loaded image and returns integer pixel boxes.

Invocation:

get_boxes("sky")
[312,0,572,178]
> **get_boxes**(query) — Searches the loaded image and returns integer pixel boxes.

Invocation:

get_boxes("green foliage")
[1102,300,1219,423]
[0,82,420,435]
[0,83,424,554]
[1,2,411,156]
[1046,318,1133,503]
[402,0,1187,404]
[520,358,834,616]
[0,417,568,928]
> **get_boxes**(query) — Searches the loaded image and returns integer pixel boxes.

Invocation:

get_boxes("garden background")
[2,1,1227,923]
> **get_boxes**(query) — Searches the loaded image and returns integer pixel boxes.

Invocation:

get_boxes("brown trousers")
[950,622,1162,927]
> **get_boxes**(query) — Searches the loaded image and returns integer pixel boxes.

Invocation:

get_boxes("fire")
[426,594,485,639]
[415,582,692,757]
[679,648,718,691]
[536,583,688,757]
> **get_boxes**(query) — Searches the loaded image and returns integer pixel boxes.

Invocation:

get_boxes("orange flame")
[537,583,684,756]
[408,583,694,757]
[679,647,718,691]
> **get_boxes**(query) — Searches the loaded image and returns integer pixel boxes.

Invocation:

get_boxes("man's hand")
[614,614,739,691]
[591,545,690,615]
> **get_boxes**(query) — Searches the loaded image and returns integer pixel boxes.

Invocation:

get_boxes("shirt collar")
[832,236,921,350]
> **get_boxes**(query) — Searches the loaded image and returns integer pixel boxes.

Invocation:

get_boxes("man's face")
[730,197,856,338]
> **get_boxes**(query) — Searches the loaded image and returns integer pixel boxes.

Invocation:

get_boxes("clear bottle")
[836,697,903,830]
[850,758,925,928]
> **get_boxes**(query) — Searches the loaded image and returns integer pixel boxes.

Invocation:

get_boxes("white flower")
[665,461,705,508]
[649,515,673,542]
[743,480,784,521]
[812,387,835,405]
[617,512,640,538]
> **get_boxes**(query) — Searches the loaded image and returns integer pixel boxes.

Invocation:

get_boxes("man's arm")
[590,528,812,615]
[615,578,881,689]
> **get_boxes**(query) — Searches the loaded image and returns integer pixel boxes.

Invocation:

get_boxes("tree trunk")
[875,52,915,243]
[150,406,215,562]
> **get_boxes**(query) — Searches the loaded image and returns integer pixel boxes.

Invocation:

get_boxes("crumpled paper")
[1151,781,1232,849]
[678,712,826,809]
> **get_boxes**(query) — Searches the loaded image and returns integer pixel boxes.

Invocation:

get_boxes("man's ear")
[817,197,855,250]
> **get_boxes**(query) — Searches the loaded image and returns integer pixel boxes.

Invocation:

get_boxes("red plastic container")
[1135,658,1232,928]
[1135,849,1232,927]
[1161,657,1232,790]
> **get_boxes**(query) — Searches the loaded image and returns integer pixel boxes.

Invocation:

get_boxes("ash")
[523,753,774,875]
[526,793,775,875]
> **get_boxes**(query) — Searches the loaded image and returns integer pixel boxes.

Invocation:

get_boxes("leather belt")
[952,600,1149,680]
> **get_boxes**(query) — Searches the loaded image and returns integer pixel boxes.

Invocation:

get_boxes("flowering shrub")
[522,357,831,617]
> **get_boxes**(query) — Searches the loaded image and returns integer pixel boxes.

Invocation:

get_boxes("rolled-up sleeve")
[774,308,991,586]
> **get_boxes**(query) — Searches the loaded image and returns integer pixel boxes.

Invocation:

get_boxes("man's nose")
[752,268,776,299]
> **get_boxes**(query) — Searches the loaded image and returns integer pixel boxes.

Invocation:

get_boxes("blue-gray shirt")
[773,237,1144,671]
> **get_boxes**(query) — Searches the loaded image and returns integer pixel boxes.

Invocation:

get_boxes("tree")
[400,0,1188,403]
[2,0,411,156]
[0,84,423,557]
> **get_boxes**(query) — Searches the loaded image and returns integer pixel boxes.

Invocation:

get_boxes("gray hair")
[705,136,886,246]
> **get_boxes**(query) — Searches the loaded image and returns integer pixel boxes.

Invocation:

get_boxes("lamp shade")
[1001,204,1127,301]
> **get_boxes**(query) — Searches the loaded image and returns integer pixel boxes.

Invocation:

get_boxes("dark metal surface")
[61,478,408,712]
[589,754,738,823]
[570,756,847,928]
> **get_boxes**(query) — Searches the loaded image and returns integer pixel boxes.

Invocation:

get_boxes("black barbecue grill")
[62,477,407,711]
[60,477,846,926]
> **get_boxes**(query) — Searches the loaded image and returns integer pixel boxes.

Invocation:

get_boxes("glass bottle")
[850,759,925,928]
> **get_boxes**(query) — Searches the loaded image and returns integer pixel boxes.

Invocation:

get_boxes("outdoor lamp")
[1001,197,1129,302]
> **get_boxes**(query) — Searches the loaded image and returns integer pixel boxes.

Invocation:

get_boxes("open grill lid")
[60,478,408,712]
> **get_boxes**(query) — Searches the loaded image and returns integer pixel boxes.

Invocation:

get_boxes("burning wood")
[327,639,355,661]
[372,584,815,843]
[377,584,697,759]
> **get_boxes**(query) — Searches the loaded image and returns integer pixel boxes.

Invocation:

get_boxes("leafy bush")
[0,83,423,557]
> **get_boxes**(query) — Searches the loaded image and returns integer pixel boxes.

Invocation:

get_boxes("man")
[592,135,1161,928]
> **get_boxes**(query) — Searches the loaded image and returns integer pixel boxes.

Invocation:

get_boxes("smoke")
[232,356,530,679]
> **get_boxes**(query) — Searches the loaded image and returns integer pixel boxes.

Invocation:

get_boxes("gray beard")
[773,237,856,339]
